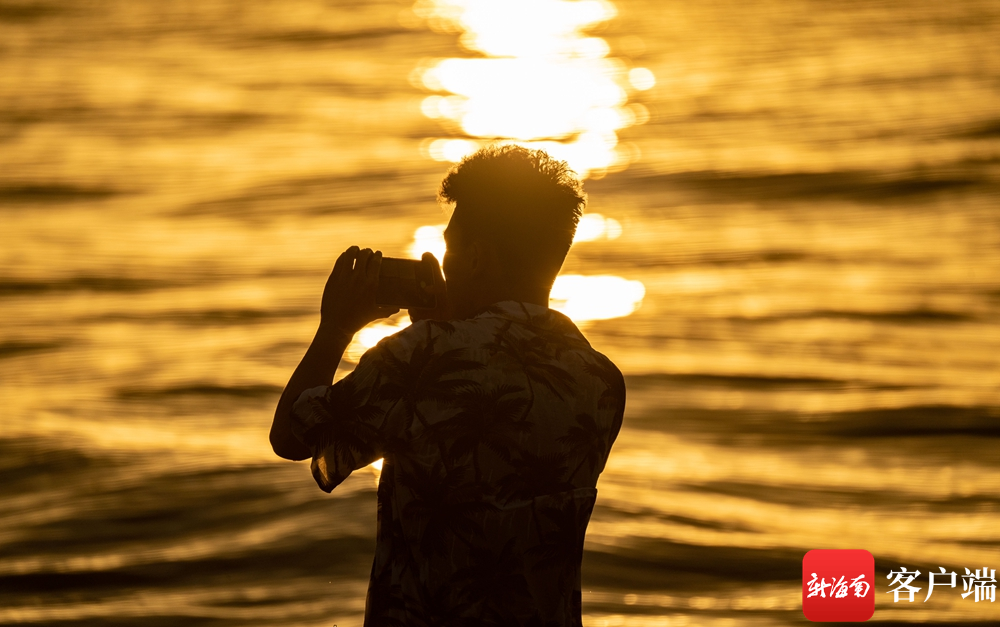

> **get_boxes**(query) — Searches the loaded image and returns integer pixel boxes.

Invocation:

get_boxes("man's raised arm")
[270,322,353,460]
[269,246,399,461]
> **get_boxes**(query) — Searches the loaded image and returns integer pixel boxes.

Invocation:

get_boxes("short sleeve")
[289,342,402,492]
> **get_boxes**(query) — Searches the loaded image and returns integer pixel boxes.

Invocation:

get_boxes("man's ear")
[469,240,504,280]
[480,244,507,282]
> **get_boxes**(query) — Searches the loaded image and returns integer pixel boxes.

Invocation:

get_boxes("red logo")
[802,549,875,621]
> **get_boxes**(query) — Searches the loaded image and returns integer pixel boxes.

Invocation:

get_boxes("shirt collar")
[472,299,589,343]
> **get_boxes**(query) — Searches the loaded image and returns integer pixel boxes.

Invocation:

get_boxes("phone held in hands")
[376,256,437,309]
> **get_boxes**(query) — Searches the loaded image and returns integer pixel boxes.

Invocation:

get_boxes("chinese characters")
[807,574,871,599]
[886,566,996,603]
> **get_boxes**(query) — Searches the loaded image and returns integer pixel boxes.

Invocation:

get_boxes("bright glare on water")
[413,0,653,177]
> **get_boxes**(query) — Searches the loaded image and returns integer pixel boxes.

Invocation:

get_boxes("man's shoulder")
[371,317,489,356]
[368,313,622,387]
[573,346,626,406]
[580,347,624,380]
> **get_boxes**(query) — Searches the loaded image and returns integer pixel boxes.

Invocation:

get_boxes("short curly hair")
[439,144,586,289]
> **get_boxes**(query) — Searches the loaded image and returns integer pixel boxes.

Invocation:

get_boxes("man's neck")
[458,288,551,319]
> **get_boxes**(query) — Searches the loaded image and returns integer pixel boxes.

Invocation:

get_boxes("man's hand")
[321,246,400,334]
[408,252,453,323]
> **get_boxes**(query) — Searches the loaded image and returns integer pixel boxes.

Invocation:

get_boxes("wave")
[583,538,802,590]
[573,248,816,268]
[681,480,1000,511]
[589,168,987,203]
[730,308,977,324]
[115,383,283,399]
[83,307,313,326]
[0,436,375,600]
[606,504,758,534]
[0,277,177,296]
[823,404,1000,438]
[175,170,424,219]
[0,340,65,358]
[0,436,125,491]
[957,118,1000,139]
[245,27,411,47]
[0,184,122,204]
[0,3,62,24]
[624,373,856,391]
[622,404,1000,441]
[570,246,975,271]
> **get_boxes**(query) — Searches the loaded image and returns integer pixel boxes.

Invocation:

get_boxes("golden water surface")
[1,0,999,625]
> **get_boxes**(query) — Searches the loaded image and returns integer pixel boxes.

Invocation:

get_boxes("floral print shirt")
[290,300,626,626]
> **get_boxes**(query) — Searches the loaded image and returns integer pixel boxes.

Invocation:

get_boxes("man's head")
[438,145,586,317]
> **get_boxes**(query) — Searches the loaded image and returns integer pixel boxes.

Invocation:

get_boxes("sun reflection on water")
[412,0,652,178]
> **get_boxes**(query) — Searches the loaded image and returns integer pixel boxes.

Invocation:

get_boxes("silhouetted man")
[270,145,626,626]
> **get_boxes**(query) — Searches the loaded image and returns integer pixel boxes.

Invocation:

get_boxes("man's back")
[289,299,626,625]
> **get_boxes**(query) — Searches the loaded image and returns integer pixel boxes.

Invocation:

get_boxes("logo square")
[802,549,875,622]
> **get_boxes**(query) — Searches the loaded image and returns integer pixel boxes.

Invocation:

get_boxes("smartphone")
[376,256,437,309]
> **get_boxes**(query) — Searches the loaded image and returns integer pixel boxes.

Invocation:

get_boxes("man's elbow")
[269,425,311,461]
